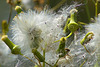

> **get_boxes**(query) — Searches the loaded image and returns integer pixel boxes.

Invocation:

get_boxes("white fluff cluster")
[11,4,98,67]
[86,15,100,65]
[0,37,17,67]
[11,5,75,53]
[11,5,76,66]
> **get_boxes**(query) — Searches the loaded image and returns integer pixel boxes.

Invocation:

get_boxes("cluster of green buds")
[56,9,79,58]
[1,35,21,54]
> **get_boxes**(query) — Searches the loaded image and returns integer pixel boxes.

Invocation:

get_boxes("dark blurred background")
[0,0,100,32]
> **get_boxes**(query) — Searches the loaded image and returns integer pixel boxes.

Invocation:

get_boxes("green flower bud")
[68,9,79,32]
[1,35,21,54]
[68,20,79,33]
[2,20,8,35]
[80,32,94,45]
[15,6,22,14]
[32,48,45,62]
[56,37,66,58]
[80,32,94,54]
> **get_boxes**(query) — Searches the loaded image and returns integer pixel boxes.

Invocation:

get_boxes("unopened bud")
[15,6,22,14]
[1,35,21,54]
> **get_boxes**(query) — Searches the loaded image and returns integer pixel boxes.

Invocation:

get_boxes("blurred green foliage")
[49,0,100,23]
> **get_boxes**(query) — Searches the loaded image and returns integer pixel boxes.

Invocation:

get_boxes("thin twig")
[8,5,13,26]
[34,55,42,67]
[95,0,98,17]
[43,48,45,67]
[20,53,38,65]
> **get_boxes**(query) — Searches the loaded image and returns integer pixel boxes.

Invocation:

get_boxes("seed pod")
[1,35,21,54]
[56,37,66,58]
[68,20,79,33]
[68,9,79,33]
[32,48,45,62]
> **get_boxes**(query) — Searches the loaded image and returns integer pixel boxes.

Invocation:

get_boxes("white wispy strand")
[86,15,100,65]
[0,37,17,67]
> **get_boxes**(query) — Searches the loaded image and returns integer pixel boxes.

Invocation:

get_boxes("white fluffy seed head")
[11,5,76,54]
[11,5,76,66]
[12,10,63,52]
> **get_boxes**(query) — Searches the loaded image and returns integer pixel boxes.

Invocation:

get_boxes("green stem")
[84,32,93,39]
[63,18,70,33]
[20,53,38,65]
[53,40,60,43]
[71,13,75,22]
[53,58,60,67]
[54,32,72,43]
[95,0,98,17]
[80,59,87,67]
[83,46,91,55]
[44,61,53,67]
[43,48,45,67]
[34,55,42,67]
[65,32,73,39]
[8,5,12,27]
